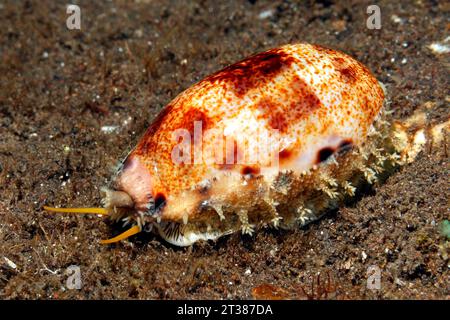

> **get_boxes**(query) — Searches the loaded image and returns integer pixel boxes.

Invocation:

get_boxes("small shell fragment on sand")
[3,256,17,269]
[101,125,120,134]
[428,36,450,54]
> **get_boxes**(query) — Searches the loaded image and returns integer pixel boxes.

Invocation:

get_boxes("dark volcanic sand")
[0,0,449,299]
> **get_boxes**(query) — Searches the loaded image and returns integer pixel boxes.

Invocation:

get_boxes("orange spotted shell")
[118,43,384,222]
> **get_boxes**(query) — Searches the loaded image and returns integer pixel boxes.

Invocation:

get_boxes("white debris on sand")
[3,256,17,269]
[361,251,368,262]
[101,116,133,134]
[258,9,274,20]
[101,125,120,134]
[390,14,404,24]
[122,116,133,126]
[428,36,450,54]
